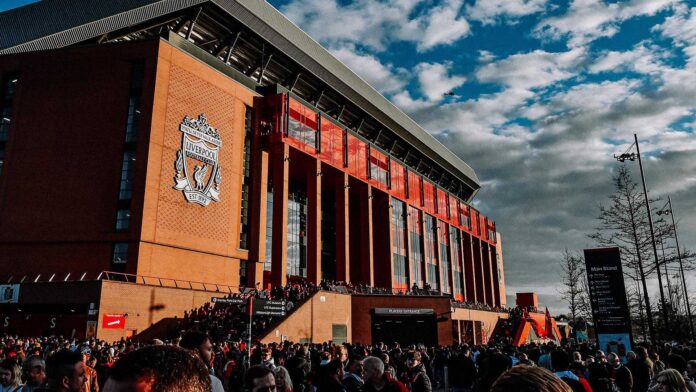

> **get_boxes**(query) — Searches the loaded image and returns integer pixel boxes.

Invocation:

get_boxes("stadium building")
[0,0,507,344]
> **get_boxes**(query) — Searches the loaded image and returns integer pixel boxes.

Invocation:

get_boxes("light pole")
[657,197,695,340]
[614,133,669,337]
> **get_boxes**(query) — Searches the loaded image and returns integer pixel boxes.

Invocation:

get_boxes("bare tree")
[559,249,586,339]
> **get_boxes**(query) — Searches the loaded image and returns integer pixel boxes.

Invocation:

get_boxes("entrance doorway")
[371,312,437,346]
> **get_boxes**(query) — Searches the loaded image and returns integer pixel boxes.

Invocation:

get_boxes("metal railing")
[3,271,241,293]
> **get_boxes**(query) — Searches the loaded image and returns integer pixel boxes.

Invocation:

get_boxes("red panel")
[423,181,436,215]
[390,162,406,199]
[319,119,343,168]
[346,133,361,177]
[369,148,389,190]
[437,189,448,221]
[448,195,458,225]
[408,171,421,206]
[356,140,368,181]
[103,314,126,329]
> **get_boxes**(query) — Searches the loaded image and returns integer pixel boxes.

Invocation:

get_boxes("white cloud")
[280,0,470,52]
[466,0,547,25]
[415,62,466,101]
[330,46,408,94]
[418,0,471,51]
[654,5,696,64]
[476,48,585,89]
[589,42,669,74]
[535,0,677,47]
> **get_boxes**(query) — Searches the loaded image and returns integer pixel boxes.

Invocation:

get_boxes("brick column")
[307,159,322,285]
[335,173,350,282]
[247,148,269,286]
[270,144,289,286]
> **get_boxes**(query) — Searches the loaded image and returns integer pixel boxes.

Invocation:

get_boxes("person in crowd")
[244,365,276,392]
[342,357,364,392]
[404,351,431,392]
[551,350,585,392]
[652,369,690,392]
[491,365,573,392]
[628,346,654,392]
[361,356,407,392]
[474,352,512,392]
[284,347,310,392]
[448,344,477,392]
[0,359,22,392]
[569,362,593,392]
[261,349,277,371]
[381,353,396,379]
[101,345,210,392]
[78,348,97,392]
[318,360,346,392]
[41,350,87,392]
[687,361,696,384]
[20,356,45,392]
[607,353,633,392]
[179,331,224,392]
[272,366,292,392]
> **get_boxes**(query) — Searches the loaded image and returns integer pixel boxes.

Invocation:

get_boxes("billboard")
[584,247,632,361]
[102,314,126,329]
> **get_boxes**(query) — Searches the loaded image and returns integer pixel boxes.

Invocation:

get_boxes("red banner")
[102,314,125,329]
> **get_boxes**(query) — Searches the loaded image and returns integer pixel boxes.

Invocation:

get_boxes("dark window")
[239,106,253,250]
[287,186,307,278]
[408,206,424,288]
[118,151,136,200]
[116,209,130,231]
[438,221,450,294]
[424,214,439,290]
[112,243,128,264]
[0,75,19,176]
[450,226,464,298]
[391,198,408,289]
[264,182,273,272]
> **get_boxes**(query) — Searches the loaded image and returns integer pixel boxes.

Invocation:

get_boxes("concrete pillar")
[307,159,322,285]
[335,172,350,283]
[271,144,289,286]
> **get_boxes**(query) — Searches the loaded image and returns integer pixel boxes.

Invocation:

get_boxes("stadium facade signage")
[0,284,19,303]
[253,300,287,317]
[374,308,434,315]
[173,114,222,206]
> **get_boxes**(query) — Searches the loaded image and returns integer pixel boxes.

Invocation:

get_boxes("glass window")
[408,206,424,288]
[118,151,136,200]
[450,226,464,298]
[391,198,408,289]
[124,62,144,143]
[424,214,439,290]
[239,106,253,250]
[287,186,307,278]
[0,105,12,142]
[264,183,273,272]
[0,75,18,176]
[116,209,130,231]
[112,243,128,264]
[439,221,450,294]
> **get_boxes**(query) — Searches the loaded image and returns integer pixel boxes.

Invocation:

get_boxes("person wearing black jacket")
[285,347,311,392]
[404,351,432,392]
[318,360,347,392]
[448,346,477,392]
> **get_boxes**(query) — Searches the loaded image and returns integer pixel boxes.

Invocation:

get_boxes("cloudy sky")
[268,0,696,314]
[3,0,695,314]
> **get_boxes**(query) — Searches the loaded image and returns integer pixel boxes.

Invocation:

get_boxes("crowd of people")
[0,330,695,391]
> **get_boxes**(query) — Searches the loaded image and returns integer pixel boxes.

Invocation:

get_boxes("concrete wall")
[451,307,508,341]
[260,291,352,344]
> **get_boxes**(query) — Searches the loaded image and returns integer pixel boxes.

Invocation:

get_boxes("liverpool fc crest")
[173,113,222,206]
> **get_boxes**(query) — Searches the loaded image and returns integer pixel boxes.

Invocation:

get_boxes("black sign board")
[252,300,287,317]
[211,297,246,305]
[584,247,632,359]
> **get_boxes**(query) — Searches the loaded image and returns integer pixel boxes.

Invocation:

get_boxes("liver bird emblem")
[193,165,208,191]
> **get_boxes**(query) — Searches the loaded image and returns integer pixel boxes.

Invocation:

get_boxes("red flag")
[545,307,553,340]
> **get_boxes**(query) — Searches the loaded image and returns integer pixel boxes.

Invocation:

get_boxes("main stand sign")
[584,247,633,362]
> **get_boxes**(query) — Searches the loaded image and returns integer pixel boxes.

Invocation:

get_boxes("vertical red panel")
[288,98,317,154]
[448,195,458,225]
[423,181,435,215]
[437,189,448,221]
[408,171,421,206]
[356,139,368,181]
[391,161,405,199]
[346,134,360,177]
[369,148,389,190]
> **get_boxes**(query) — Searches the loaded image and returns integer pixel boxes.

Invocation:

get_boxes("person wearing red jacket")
[361,357,408,392]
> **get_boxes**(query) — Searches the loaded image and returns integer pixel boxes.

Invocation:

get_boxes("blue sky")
[3,0,695,314]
